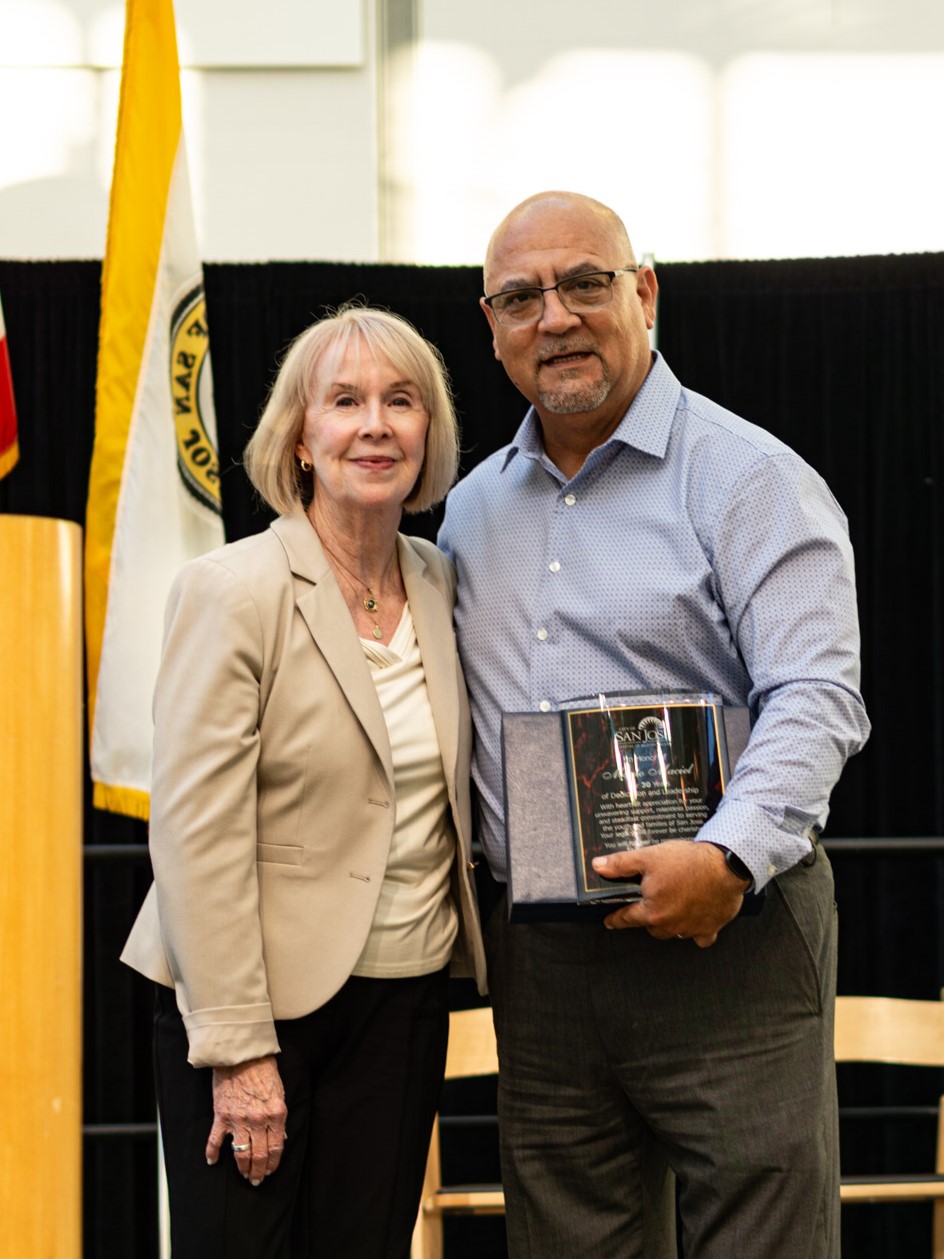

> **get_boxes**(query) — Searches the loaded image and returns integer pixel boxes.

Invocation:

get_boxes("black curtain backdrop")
[1,253,942,1258]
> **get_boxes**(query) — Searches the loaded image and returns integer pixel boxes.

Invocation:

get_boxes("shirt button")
[564,493,576,507]
[548,560,561,573]
[767,864,776,879]
[538,700,552,712]
[536,628,548,641]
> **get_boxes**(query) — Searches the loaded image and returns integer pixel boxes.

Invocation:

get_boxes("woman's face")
[295,340,429,519]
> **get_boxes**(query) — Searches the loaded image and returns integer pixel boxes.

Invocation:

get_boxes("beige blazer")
[121,508,487,1068]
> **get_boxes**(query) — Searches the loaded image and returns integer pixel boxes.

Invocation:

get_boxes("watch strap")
[707,842,753,886]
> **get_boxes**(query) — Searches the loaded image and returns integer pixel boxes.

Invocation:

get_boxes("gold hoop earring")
[298,458,312,473]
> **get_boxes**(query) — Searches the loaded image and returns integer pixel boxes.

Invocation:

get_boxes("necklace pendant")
[364,596,378,613]
[372,625,384,640]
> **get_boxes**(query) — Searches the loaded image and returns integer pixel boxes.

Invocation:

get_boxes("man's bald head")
[484,191,635,291]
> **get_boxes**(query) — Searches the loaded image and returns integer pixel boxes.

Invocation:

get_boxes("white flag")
[84,0,225,818]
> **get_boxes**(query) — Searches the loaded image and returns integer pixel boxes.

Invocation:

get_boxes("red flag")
[0,294,18,479]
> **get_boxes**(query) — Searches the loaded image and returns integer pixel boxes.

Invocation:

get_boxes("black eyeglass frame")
[483,266,640,325]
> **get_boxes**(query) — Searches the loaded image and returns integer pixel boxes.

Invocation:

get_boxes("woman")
[121,305,487,1258]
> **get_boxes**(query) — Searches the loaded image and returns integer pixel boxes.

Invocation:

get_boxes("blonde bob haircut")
[244,304,460,517]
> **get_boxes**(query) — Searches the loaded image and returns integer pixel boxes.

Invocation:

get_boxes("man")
[438,191,870,1258]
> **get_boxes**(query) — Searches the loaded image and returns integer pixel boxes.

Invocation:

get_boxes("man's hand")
[592,840,751,948]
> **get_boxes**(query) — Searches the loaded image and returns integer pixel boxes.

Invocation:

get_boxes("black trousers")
[154,966,450,1259]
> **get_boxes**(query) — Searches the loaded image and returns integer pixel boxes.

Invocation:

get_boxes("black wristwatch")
[707,843,753,887]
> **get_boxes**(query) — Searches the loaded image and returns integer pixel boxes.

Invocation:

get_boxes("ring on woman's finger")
[232,1143,251,1152]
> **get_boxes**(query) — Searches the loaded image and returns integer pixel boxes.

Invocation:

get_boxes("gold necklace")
[321,542,387,640]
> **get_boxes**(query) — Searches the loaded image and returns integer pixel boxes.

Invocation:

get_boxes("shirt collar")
[501,350,681,472]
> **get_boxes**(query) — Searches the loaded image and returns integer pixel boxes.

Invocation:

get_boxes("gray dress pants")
[485,847,839,1259]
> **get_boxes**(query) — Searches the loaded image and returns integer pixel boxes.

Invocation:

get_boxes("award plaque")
[563,694,728,904]
[501,693,750,922]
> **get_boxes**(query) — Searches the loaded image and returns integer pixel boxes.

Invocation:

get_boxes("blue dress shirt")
[438,352,870,889]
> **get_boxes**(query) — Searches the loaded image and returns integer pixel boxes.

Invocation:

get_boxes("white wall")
[0,0,379,262]
[1,0,942,265]
[411,0,944,264]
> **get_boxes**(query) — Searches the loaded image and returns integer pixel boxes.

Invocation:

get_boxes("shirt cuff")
[695,797,816,891]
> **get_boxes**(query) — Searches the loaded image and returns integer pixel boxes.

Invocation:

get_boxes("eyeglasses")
[483,267,639,327]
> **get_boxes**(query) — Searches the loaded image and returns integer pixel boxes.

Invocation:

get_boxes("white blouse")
[351,603,458,978]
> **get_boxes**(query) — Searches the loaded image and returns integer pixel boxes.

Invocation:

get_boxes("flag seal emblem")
[171,283,222,514]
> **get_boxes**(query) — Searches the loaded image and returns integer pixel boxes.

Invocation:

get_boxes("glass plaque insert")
[563,692,729,904]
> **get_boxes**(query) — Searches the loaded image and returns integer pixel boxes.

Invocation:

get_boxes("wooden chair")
[411,1007,504,1259]
[835,995,944,1258]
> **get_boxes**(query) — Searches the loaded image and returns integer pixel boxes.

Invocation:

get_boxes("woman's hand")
[205,1054,288,1186]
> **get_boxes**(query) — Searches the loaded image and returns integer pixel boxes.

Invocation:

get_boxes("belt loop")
[801,823,822,866]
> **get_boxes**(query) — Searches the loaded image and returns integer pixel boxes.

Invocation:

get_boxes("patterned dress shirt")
[438,352,870,889]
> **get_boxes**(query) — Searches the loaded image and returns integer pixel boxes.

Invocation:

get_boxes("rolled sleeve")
[182,1003,281,1070]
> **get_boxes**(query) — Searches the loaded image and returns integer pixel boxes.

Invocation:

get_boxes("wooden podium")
[0,515,83,1257]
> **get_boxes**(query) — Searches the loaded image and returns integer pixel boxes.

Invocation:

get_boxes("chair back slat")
[835,997,944,1067]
